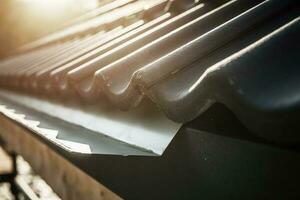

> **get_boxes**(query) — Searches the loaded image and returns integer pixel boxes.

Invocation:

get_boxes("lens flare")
[17,0,99,19]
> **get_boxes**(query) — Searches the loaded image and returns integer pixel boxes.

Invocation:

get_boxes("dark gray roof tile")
[0,0,299,142]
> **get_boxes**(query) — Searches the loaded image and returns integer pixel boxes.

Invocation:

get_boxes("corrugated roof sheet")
[0,0,299,141]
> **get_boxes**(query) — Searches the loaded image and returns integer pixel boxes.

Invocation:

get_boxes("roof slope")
[0,0,299,142]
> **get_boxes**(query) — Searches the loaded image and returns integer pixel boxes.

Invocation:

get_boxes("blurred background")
[0,0,103,58]
[0,1,102,199]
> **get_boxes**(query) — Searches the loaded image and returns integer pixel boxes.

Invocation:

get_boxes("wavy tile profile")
[0,0,299,143]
